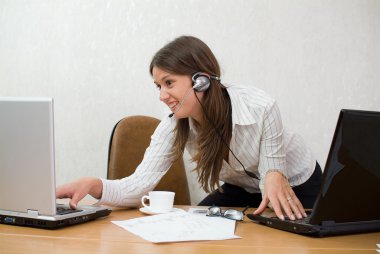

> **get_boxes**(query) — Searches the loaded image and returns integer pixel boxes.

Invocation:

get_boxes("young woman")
[57,35,322,221]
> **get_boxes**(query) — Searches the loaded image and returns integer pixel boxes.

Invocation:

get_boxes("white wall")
[1,0,379,205]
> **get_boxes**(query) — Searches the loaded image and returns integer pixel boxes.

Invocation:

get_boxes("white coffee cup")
[141,191,175,213]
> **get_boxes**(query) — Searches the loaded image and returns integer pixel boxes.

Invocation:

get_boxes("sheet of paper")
[112,210,240,243]
[187,207,208,215]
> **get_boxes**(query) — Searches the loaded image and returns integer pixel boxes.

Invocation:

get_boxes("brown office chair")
[107,115,191,205]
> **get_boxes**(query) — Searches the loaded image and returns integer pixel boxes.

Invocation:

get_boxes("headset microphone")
[168,87,194,118]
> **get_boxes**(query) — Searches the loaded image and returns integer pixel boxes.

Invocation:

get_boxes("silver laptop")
[0,97,111,229]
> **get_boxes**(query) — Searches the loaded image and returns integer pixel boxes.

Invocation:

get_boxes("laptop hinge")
[27,209,39,217]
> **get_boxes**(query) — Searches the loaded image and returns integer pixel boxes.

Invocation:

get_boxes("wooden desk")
[1,206,379,253]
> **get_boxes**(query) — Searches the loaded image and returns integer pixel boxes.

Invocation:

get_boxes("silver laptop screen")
[0,97,56,216]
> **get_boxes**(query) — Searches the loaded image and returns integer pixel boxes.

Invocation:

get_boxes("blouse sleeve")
[97,116,177,207]
[258,101,287,191]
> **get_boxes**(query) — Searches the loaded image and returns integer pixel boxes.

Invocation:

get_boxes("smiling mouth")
[169,102,179,110]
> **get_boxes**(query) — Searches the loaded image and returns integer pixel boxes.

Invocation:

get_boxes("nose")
[159,87,170,102]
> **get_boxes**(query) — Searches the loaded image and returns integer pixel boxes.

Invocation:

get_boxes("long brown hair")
[149,36,232,193]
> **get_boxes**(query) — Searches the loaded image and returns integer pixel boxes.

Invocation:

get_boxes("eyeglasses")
[206,206,249,221]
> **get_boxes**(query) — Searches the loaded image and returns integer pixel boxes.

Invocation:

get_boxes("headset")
[192,72,220,92]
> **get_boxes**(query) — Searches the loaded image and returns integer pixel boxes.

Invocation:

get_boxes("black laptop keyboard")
[285,215,311,224]
[56,207,82,215]
[283,211,312,224]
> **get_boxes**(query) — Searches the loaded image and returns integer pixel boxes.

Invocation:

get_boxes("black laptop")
[0,97,111,229]
[247,109,380,236]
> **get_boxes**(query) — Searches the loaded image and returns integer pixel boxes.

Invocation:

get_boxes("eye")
[155,83,161,90]
[165,80,173,87]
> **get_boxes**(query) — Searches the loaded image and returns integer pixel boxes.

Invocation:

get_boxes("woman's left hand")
[253,171,307,220]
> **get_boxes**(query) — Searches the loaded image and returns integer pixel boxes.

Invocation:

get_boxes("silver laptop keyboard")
[56,207,82,215]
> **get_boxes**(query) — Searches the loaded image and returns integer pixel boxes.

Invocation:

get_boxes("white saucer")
[139,207,184,215]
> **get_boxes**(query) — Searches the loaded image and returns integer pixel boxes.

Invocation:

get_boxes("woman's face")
[152,67,204,122]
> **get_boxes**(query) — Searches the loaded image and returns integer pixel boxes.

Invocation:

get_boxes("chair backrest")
[107,115,191,205]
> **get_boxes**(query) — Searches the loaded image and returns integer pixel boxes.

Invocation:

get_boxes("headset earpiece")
[192,72,211,92]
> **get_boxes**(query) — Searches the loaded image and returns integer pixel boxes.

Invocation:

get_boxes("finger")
[56,186,70,199]
[253,197,269,215]
[56,191,66,199]
[291,195,307,218]
[270,197,285,220]
[69,200,77,210]
[287,199,301,219]
[69,192,84,209]
[279,194,296,221]
[284,189,306,218]
[284,198,300,220]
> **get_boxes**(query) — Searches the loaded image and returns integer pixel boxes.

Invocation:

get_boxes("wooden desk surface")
[1,206,379,254]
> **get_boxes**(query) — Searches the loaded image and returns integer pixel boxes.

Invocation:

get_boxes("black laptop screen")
[311,109,380,224]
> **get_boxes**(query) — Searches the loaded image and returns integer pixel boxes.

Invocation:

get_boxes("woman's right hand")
[56,177,103,209]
